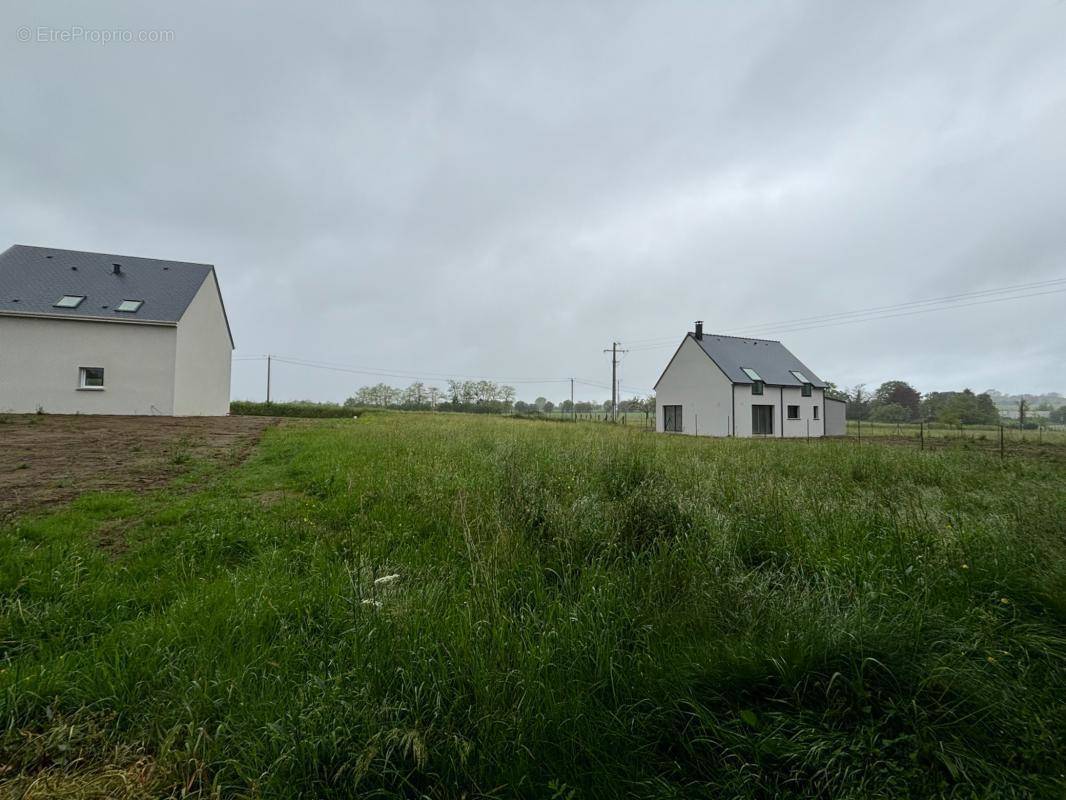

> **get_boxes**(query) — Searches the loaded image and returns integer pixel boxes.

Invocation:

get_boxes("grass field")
[2,413,1065,798]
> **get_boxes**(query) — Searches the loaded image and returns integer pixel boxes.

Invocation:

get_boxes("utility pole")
[602,341,628,420]
[570,378,575,422]
[266,354,272,404]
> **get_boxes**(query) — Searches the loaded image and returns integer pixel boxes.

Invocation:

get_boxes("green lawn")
[2,414,1065,798]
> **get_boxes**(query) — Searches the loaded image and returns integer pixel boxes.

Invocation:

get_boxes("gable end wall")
[172,271,232,415]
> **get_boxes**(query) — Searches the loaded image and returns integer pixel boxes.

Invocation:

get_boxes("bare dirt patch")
[0,414,276,522]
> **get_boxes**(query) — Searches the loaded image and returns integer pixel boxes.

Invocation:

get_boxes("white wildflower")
[362,599,382,608]
[374,574,401,587]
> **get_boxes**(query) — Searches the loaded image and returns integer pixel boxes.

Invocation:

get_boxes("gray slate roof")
[0,245,233,346]
[657,331,826,388]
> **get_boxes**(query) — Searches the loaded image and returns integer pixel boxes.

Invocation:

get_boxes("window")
[663,405,682,432]
[813,405,820,420]
[752,380,764,396]
[741,367,763,381]
[802,383,812,397]
[55,295,85,308]
[787,405,800,420]
[752,404,774,435]
[790,370,810,383]
[116,299,143,313]
[79,367,104,389]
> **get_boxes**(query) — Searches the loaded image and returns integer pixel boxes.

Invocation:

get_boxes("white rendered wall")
[172,271,232,416]
[0,315,176,414]
[654,336,734,436]
[825,397,847,436]
[734,384,825,438]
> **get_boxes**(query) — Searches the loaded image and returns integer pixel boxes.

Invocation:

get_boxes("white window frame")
[116,299,144,313]
[78,366,105,390]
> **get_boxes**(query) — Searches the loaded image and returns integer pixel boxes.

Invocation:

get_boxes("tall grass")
[1,413,1064,798]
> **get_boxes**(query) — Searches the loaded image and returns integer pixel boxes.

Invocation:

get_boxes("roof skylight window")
[116,299,144,313]
[54,295,85,308]
[741,367,763,381]
[790,370,810,383]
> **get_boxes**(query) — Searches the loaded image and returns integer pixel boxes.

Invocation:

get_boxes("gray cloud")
[3,1,1064,402]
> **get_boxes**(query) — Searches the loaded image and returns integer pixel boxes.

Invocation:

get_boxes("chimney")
[112,263,122,275]
[694,320,703,340]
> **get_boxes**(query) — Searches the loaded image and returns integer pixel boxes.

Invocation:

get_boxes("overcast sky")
[3,1,1064,402]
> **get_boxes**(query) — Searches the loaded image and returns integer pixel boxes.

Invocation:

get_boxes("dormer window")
[116,299,144,313]
[742,367,764,395]
[54,295,85,308]
[790,370,813,396]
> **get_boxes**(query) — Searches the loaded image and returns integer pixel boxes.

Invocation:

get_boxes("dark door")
[663,405,682,432]
[752,404,774,435]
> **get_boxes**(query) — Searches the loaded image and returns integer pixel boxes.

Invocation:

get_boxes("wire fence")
[845,419,1066,455]
[510,411,1066,456]
[526,410,656,428]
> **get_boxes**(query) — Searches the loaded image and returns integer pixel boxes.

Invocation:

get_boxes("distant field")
[2,413,1065,797]
[846,420,1066,447]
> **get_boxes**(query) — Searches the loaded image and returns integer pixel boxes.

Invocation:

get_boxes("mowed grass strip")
[1,413,1065,798]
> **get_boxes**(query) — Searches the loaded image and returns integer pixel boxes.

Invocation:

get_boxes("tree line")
[837,381,1057,428]
[343,380,656,416]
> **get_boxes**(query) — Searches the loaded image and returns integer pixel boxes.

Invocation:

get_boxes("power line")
[625,278,1066,352]
[239,353,574,385]
[743,277,1066,335]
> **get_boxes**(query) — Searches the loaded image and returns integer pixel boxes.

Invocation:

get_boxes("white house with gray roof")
[0,245,233,415]
[654,321,845,437]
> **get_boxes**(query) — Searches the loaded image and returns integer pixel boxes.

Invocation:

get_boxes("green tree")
[874,381,921,420]
[846,384,871,421]
[870,403,910,423]
[823,381,847,401]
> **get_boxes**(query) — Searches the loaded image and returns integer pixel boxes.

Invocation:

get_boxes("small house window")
[752,380,764,396]
[802,383,812,397]
[813,405,820,420]
[663,405,682,432]
[787,405,800,420]
[79,367,104,389]
[55,295,85,308]
[116,299,143,313]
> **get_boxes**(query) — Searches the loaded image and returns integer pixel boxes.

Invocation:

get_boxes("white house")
[0,245,233,415]
[654,321,845,437]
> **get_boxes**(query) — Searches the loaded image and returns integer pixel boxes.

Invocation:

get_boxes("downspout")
[780,386,784,438]
[731,384,736,437]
